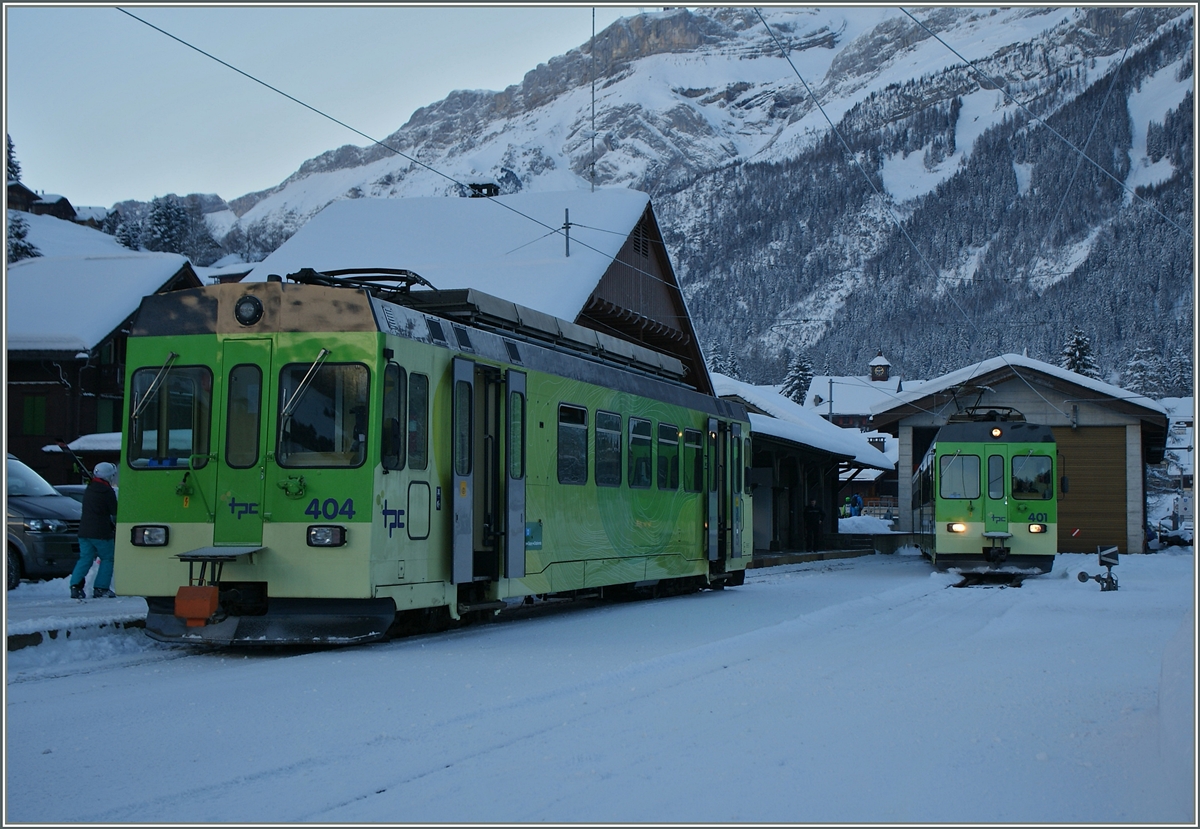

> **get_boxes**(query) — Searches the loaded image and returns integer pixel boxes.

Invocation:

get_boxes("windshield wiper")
[281,348,331,420]
[130,352,180,422]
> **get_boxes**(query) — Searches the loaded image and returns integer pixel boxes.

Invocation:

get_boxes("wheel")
[7,546,23,591]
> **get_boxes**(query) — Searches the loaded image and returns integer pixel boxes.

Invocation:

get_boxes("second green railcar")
[115,272,752,645]
[911,414,1058,575]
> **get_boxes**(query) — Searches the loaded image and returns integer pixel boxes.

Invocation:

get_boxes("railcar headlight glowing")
[991,427,1002,438]
[307,525,347,547]
[1028,523,1048,534]
[234,295,264,326]
[947,522,968,533]
[131,525,169,546]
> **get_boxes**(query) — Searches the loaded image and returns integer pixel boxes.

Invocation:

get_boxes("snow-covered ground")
[4,550,1194,824]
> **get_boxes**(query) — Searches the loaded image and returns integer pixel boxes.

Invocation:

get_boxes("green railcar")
[911,414,1058,575]
[115,272,751,645]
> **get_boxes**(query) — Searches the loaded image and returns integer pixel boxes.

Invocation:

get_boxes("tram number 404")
[305,498,356,520]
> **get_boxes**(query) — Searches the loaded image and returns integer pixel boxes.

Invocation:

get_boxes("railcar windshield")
[1012,453,1053,500]
[938,452,980,499]
[128,366,212,469]
[277,363,369,468]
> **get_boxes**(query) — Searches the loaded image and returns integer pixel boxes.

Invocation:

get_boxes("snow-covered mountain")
[138,7,1199,384]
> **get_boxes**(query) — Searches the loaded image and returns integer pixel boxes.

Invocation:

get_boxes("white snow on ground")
[4,550,1194,824]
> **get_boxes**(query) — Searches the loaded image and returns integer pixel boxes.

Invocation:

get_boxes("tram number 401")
[305,498,356,520]
[1027,512,1049,522]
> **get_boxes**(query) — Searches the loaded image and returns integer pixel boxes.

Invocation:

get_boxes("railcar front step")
[457,600,507,615]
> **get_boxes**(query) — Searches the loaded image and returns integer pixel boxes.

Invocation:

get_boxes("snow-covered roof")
[6,252,192,353]
[42,432,122,454]
[839,430,898,482]
[194,259,254,283]
[872,353,1168,417]
[804,374,928,417]
[712,373,892,470]
[244,189,651,322]
[868,353,890,367]
[7,210,126,257]
[72,206,108,222]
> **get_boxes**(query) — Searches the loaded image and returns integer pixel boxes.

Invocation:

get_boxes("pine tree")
[7,211,40,263]
[1169,343,1194,397]
[114,219,142,250]
[707,349,728,377]
[1123,345,1168,398]
[780,353,814,404]
[1059,327,1101,379]
[724,347,741,380]
[141,196,190,254]
[7,134,21,182]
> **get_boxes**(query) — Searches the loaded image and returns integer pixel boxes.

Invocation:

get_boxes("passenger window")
[657,422,679,490]
[596,411,622,487]
[557,404,588,485]
[453,379,471,477]
[381,363,406,471]
[1012,454,1053,500]
[628,418,652,488]
[409,373,429,470]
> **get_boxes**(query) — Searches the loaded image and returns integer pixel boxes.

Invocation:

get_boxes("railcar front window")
[128,366,212,469]
[1012,454,1053,500]
[277,363,369,468]
[939,453,980,499]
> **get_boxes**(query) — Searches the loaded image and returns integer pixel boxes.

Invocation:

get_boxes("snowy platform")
[6,579,148,651]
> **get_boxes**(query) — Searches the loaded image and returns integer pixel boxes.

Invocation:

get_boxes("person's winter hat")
[93,462,118,482]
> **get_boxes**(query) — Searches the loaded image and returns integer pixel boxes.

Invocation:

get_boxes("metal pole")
[565,208,570,257]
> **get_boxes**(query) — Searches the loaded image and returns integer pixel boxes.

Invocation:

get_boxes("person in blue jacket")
[69,462,118,599]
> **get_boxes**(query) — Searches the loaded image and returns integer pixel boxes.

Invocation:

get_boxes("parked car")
[7,455,82,590]
[53,484,88,504]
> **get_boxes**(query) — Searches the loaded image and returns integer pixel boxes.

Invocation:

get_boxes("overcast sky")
[4,4,645,208]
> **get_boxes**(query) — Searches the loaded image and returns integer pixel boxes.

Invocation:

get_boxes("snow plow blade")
[143,597,396,646]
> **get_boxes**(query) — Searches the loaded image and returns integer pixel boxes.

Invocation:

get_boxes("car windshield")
[6,458,60,497]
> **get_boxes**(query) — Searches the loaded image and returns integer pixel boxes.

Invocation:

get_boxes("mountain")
[137,7,1199,387]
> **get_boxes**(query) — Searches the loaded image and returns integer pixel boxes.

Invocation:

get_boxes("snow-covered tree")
[7,211,40,263]
[7,134,21,182]
[1169,343,1194,397]
[141,196,190,254]
[1123,345,1168,398]
[724,347,741,380]
[1059,327,1101,379]
[706,345,728,377]
[780,352,814,404]
[114,218,142,250]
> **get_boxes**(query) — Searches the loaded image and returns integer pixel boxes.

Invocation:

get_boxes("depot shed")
[869,354,1169,554]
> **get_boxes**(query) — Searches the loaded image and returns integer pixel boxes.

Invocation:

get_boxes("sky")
[4,547,1194,823]
[4,4,645,208]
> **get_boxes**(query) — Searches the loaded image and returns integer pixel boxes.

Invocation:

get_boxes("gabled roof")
[244,189,652,322]
[6,252,197,354]
[804,374,929,417]
[712,373,893,470]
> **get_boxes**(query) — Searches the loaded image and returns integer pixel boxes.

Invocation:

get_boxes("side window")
[381,363,406,471]
[732,435,742,494]
[657,422,679,490]
[595,411,622,487]
[408,372,429,470]
[225,364,261,469]
[128,365,213,469]
[628,417,652,489]
[683,429,703,493]
[557,404,588,485]
[277,363,369,468]
[988,454,1004,499]
[939,453,980,499]
[508,388,525,480]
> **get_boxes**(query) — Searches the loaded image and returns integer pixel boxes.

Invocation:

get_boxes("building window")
[22,396,46,436]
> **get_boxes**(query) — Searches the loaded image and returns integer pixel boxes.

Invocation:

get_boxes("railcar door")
[984,450,1009,538]
[706,418,719,560]
[730,422,743,558]
[213,338,271,546]
[504,369,526,579]
[451,357,503,584]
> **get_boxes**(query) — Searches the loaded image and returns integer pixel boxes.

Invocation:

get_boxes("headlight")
[25,518,68,533]
[946,522,968,533]
[307,525,347,547]
[1028,523,1048,534]
[131,525,169,546]
[234,294,264,326]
